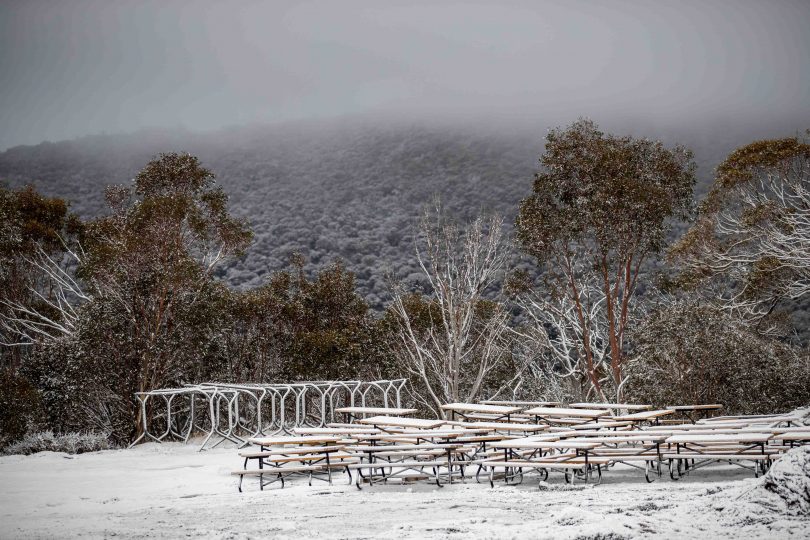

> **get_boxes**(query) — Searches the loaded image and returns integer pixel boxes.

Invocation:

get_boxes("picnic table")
[441,403,521,422]
[663,432,775,478]
[666,404,723,423]
[236,435,353,491]
[346,442,473,488]
[334,406,418,423]
[483,438,603,484]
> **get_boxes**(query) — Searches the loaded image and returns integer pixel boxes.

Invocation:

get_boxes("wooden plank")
[247,435,341,446]
[612,409,676,421]
[570,403,652,411]
[570,435,668,443]
[666,404,724,411]
[334,407,418,416]
[293,427,381,435]
[440,403,522,414]
[445,420,548,432]
[665,433,772,444]
[356,416,444,429]
[524,407,608,418]
[481,400,562,407]
[491,440,600,450]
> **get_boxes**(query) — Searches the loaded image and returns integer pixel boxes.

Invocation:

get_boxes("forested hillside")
[0,118,799,313]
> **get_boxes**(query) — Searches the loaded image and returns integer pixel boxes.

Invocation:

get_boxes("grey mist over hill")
[2,117,808,317]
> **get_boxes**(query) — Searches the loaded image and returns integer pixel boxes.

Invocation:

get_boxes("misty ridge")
[2,114,810,345]
[1,115,809,335]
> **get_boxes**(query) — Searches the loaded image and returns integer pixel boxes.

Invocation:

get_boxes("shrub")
[0,368,44,448]
[626,301,810,414]
[2,430,111,455]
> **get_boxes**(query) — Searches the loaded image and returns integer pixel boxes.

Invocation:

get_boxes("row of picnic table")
[232,401,808,491]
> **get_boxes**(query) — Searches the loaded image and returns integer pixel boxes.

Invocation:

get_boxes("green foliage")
[515,119,696,397]
[517,119,695,262]
[626,301,810,414]
[0,367,44,447]
[0,186,75,364]
[225,256,388,383]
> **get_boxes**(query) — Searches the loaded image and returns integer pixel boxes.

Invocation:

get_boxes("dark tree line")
[2,122,809,449]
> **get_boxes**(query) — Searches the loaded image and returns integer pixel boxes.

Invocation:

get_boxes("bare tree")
[0,243,89,346]
[672,135,810,330]
[389,204,521,417]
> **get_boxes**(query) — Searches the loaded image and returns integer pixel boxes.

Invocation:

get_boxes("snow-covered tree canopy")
[515,119,696,400]
[671,135,810,329]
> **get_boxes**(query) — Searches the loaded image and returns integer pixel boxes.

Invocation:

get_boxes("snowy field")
[1,443,808,539]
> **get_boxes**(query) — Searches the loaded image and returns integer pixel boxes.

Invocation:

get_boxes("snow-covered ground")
[1,442,808,539]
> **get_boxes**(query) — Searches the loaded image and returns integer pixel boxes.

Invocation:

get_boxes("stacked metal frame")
[129,379,408,450]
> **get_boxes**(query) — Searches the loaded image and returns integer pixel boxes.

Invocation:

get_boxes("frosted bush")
[3,430,111,455]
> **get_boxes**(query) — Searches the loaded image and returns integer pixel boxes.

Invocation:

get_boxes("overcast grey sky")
[1,0,808,150]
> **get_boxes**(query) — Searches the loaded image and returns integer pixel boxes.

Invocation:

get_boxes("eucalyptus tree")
[12,153,252,441]
[671,135,810,333]
[516,120,695,400]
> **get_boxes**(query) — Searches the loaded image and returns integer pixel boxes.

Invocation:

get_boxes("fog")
[1,0,809,150]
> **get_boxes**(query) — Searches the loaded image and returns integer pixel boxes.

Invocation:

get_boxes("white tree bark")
[389,204,522,417]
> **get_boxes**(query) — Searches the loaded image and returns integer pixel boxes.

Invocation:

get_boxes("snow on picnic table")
[0,442,808,539]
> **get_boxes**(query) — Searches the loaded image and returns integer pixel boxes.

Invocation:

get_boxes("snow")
[2,442,809,538]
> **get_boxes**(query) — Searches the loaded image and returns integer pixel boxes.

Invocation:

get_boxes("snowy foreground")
[1,442,808,539]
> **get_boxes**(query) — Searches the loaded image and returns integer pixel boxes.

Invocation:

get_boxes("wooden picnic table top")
[666,404,724,411]
[357,416,445,429]
[293,427,381,435]
[524,406,609,418]
[491,439,600,450]
[569,435,669,444]
[774,432,810,441]
[354,429,489,441]
[568,421,635,429]
[446,421,548,432]
[611,409,676,421]
[334,406,418,416]
[646,422,749,431]
[345,443,468,452]
[570,402,653,411]
[247,435,341,446]
[481,400,562,407]
[699,414,800,423]
[441,402,522,414]
[665,432,773,444]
